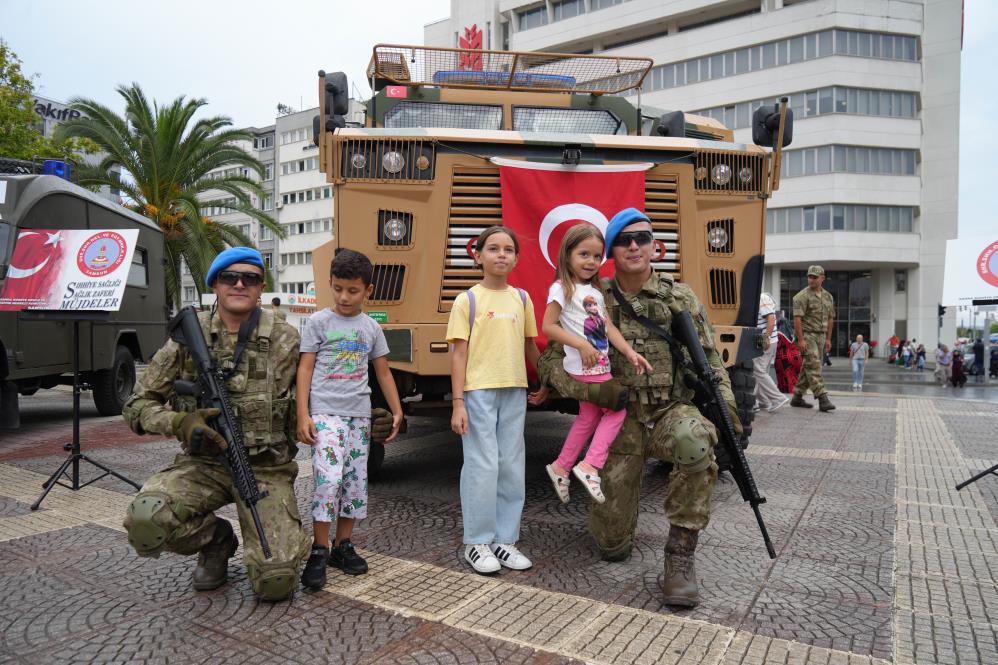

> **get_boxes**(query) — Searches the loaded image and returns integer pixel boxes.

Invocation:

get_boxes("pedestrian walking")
[888,333,899,363]
[973,339,985,383]
[849,334,870,391]
[951,351,967,388]
[297,249,404,590]
[448,226,540,575]
[916,343,926,372]
[791,265,836,412]
[989,346,998,379]
[534,225,651,505]
[754,292,789,411]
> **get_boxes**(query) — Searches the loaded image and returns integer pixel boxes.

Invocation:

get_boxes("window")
[552,0,584,21]
[768,205,917,234]
[127,247,149,287]
[263,252,272,268]
[184,286,196,303]
[518,5,548,30]
[254,136,273,149]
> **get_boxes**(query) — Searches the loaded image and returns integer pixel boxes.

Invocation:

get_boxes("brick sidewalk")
[0,393,996,664]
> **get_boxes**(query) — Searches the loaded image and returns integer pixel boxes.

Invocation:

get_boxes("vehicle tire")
[92,345,135,416]
[368,440,386,480]
[729,360,756,442]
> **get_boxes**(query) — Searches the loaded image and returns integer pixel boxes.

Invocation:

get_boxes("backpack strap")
[466,287,528,335]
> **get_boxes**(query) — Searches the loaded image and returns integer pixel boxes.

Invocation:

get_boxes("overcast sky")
[2,0,994,238]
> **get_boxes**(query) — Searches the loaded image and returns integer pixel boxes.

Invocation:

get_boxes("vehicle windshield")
[0,222,12,266]
[512,107,625,135]
[384,102,502,130]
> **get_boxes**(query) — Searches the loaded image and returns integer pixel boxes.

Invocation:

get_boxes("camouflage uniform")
[791,286,834,399]
[122,308,310,600]
[537,272,732,560]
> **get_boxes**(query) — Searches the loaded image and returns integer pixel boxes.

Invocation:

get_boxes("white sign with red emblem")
[0,228,139,311]
[942,235,998,304]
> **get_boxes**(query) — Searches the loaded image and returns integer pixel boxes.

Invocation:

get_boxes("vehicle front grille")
[371,263,406,302]
[439,166,682,311]
[709,268,737,308]
[694,149,768,195]
[338,138,435,182]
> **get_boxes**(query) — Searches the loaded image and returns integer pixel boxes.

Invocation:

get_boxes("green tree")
[55,84,282,307]
[0,39,94,161]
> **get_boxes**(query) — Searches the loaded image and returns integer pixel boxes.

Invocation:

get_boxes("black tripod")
[28,312,140,511]
[956,464,998,491]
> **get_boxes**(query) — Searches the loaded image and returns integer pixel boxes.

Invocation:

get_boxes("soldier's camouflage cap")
[807,265,825,276]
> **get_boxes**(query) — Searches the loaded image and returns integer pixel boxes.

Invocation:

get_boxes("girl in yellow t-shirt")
[446,225,540,575]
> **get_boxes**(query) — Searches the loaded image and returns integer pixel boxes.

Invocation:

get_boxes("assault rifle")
[610,285,776,559]
[168,306,272,559]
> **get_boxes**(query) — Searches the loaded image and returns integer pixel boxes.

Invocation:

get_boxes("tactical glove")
[371,408,393,444]
[586,379,630,412]
[726,401,744,438]
[174,408,228,456]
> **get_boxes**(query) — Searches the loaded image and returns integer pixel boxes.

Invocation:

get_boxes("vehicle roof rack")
[367,44,652,95]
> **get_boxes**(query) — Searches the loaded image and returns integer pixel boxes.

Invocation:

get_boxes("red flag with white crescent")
[496,158,649,350]
[0,230,65,309]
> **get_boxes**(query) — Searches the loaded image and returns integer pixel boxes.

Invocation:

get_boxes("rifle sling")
[226,307,261,380]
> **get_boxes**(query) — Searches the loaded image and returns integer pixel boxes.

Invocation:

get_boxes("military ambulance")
[312,45,791,474]
[0,166,168,428]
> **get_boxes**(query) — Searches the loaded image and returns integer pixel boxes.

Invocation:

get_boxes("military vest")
[172,309,294,462]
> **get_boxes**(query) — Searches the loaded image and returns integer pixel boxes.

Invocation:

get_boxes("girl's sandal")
[545,464,570,504]
[572,464,606,504]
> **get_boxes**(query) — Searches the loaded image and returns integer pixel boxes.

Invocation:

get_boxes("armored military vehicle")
[0,169,168,428]
[312,45,791,474]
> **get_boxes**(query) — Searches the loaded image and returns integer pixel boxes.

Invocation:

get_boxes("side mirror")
[655,111,685,138]
[752,104,793,148]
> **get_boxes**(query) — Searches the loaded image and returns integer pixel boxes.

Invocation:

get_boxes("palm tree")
[54,83,281,307]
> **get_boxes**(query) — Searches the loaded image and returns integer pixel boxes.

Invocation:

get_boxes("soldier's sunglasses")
[612,230,654,248]
[217,270,264,287]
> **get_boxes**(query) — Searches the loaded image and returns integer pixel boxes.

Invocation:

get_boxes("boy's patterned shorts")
[310,414,370,522]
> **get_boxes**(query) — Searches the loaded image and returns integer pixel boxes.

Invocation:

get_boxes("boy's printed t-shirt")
[547,281,611,377]
[446,284,538,391]
[301,308,389,417]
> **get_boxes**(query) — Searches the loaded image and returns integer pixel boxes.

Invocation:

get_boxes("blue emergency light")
[42,160,71,180]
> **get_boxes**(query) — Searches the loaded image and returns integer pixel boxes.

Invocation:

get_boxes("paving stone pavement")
[0,391,996,663]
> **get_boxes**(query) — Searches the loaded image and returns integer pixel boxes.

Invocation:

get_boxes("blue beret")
[206,247,265,287]
[605,207,651,258]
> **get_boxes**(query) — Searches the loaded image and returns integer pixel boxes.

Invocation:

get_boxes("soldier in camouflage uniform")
[122,247,311,601]
[790,265,836,412]
[535,209,742,607]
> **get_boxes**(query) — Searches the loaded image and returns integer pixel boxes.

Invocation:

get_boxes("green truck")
[0,170,169,428]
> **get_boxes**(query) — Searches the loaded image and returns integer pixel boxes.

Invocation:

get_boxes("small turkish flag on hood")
[496,158,648,350]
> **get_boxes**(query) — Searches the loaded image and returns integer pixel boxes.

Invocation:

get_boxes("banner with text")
[0,229,139,311]
[942,235,998,304]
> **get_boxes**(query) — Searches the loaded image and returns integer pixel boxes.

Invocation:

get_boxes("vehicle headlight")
[711,164,732,185]
[707,226,729,249]
[382,151,405,174]
[350,153,367,170]
[738,167,753,183]
[694,166,708,181]
[383,217,407,241]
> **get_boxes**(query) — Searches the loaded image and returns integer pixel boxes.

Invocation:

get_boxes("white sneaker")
[768,396,790,412]
[490,543,533,570]
[464,544,501,574]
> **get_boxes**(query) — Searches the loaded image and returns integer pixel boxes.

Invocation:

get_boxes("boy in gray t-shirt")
[297,249,403,590]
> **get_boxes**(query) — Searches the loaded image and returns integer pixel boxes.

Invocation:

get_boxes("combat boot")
[817,393,836,412]
[192,519,238,591]
[789,394,812,408]
[661,525,699,607]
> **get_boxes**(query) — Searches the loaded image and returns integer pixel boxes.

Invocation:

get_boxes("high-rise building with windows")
[425,0,960,352]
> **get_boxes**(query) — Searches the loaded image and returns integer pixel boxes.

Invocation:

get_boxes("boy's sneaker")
[300,545,329,590]
[490,543,533,570]
[464,544,501,574]
[329,539,368,576]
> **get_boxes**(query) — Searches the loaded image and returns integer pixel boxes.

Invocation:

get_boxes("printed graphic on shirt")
[581,295,610,375]
[324,329,369,380]
[485,310,519,322]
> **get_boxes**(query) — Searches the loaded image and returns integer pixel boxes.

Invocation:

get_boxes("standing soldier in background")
[791,265,836,412]
[121,247,310,601]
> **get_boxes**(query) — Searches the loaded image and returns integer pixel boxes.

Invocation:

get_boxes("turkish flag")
[497,159,647,351]
[0,230,65,310]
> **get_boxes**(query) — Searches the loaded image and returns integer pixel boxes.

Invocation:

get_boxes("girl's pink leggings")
[555,373,627,471]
